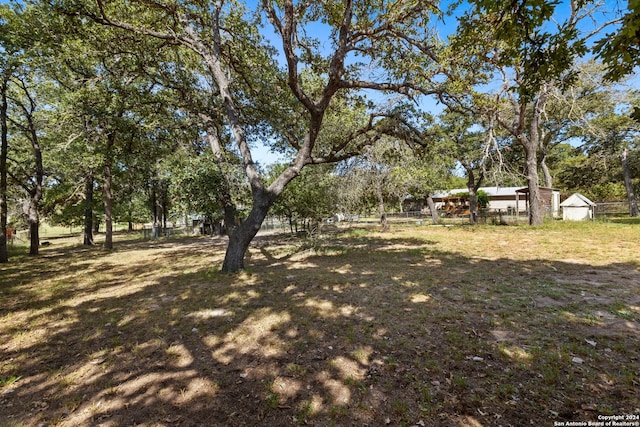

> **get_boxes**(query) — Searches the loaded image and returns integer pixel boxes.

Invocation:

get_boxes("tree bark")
[22,195,41,256]
[524,142,544,225]
[517,92,548,226]
[492,79,549,226]
[468,191,477,224]
[149,181,158,224]
[29,220,39,255]
[161,186,168,229]
[221,196,273,273]
[83,172,95,246]
[465,166,484,224]
[621,147,640,217]
[540,150,553,188]
[0,76,8,263]
[103,161,113,249]
[26,100,43,256]
[103,132,115,250]
[203,123,241,237]
[426,194,439,225]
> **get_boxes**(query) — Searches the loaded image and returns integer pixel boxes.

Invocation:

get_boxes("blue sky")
[3,0,634,165]
[249,0,633,165]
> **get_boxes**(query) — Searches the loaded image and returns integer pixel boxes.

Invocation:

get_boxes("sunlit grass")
[1,221,639,426]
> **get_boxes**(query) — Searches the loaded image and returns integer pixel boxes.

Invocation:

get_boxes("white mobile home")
[430,186,560,216]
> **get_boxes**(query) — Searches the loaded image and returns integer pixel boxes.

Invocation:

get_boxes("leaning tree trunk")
[621,147,640,217]
[222,197,272,273]
[83,172,95,246]
[426,194,439,225]
[13,85,45,256]
[540,151,553,188]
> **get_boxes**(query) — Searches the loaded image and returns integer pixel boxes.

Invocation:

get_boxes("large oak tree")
[449,0,618,225]
[49,0,446,272]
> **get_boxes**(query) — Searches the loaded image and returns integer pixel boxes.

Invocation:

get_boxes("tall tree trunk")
[149,182,157,224]
[103,132,115,250]
[23,196,40,256]
[498,87,548,226]
[524,143,544,225]
[29,218,39,256]
[465,166,484,224]
[162,189,168,229]
[154,196,163,238]
[83,172,95,246]
[468,190,477,224]
[9,76,44,255]
[103,160,113,249]
[517,94,547,226]
[0,76,8,263]
[426,194,439,225]
[27,109,44,256]
[621,147,640,217]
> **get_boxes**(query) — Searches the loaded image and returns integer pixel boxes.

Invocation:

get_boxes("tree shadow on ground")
[0,233,638,426]
[605,217,640,225]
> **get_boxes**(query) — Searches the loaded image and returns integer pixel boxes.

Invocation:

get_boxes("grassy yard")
[1,221,639,426]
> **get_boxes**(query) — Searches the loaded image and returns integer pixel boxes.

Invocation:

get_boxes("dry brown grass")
[1,221,639,426]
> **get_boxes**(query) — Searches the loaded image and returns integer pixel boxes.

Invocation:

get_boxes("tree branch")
[338,79,441,99]
[261,0,315,112]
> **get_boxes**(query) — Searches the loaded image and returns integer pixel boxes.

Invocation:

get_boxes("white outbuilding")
[560,193,596,221]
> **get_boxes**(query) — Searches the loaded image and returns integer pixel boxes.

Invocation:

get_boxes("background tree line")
[0,0,638,269]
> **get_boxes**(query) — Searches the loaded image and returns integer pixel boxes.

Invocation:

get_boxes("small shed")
[515,186,561,218]
[560,193,596,221]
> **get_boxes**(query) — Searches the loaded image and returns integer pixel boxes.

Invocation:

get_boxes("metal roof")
[433,186,523,198]
[560,193,596,207]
